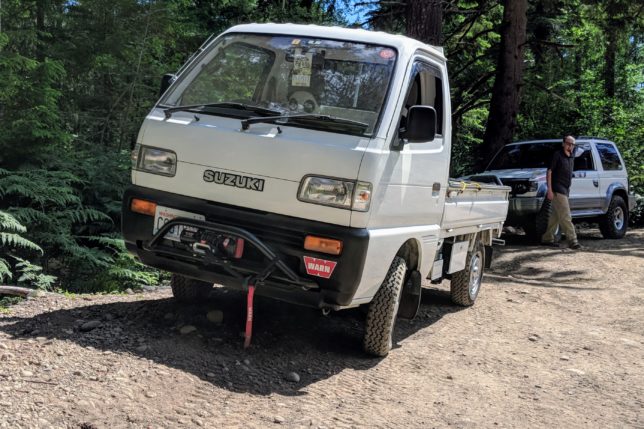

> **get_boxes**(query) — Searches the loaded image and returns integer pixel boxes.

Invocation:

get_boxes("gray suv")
[472,137,635,239]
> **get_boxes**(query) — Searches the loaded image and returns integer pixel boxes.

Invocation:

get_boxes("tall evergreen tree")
[480,0,527,166]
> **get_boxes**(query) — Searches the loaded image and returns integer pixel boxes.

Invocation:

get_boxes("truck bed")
[441,180,511,236]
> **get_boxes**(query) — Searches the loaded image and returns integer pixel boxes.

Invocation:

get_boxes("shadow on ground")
[490,227,643,289]
[0,286,463,396]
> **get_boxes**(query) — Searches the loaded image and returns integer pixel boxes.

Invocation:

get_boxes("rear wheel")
[171,274,212,304]
[599,195,628,239]
[450,240,485,306]
[363,256,407,357]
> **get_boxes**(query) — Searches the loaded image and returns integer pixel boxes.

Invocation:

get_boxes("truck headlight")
[135,146,177,177]
[298,176,372,212]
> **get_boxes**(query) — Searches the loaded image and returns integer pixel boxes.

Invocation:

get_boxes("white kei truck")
[122,24,510,356]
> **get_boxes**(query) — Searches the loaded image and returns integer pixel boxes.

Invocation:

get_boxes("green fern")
[0,211,47,285]
[7,207,50,225]
[0,232,43,252]
[0,259,11,282]
[0,211,27,233]
[14,257,57,290]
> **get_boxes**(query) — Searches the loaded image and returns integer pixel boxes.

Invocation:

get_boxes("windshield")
[160,33,398,135]
[488,142,560,170]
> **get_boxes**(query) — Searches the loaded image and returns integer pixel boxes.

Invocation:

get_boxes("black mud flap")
[398,270,422,320]
[484,245,493,269]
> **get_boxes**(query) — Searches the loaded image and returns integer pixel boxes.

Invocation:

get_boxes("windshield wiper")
[163,102,282,119]
[241,114,369,132]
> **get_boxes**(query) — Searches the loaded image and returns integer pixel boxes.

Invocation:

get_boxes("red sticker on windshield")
[379,49,396,59]
[303,256,337,279]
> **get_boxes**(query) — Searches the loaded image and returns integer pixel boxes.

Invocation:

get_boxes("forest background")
[0,0,642,294]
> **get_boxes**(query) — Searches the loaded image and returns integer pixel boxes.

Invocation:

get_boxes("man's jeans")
[542,193,578,244]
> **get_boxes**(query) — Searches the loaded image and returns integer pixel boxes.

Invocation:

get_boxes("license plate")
[153,206,205,242]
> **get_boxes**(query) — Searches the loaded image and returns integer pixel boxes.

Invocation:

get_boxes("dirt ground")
[0,228,642,429]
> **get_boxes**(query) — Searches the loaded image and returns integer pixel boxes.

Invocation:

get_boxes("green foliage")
[0,211,49,288]
[83,235,160,293]
[13,257,57,290]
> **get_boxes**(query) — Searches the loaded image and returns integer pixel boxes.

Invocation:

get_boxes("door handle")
[432,182,441,197]
[593,179,599,187]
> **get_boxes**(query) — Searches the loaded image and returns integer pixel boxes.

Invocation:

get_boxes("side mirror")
[400,105,437,143]
[159,73,177,97]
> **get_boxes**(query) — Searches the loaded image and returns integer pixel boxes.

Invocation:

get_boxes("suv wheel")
[599,195,628,239]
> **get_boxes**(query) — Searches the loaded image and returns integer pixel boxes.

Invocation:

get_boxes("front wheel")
[599,195,628,239]
[450,240,485,306]
[363,256,407,357]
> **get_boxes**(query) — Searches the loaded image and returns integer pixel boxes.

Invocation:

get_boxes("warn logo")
[203,169,265,192]
[303,256,337,279]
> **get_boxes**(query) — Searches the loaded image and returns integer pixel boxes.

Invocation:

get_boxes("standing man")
[541,135,581,249]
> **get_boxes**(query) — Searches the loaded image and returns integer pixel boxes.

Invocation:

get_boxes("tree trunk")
[602,0,625,121]
[480,0,527,168]
[405,0,442,45]
[0,286,40,298]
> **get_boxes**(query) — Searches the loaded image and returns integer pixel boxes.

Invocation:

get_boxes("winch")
[179,228,244,259]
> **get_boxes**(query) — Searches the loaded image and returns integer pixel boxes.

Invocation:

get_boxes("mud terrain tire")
[599,195,628,239]
[450,240,485,306]
[171,274,212,304]
[363,257,407,357]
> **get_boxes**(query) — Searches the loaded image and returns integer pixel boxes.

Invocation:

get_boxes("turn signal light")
[131,199,157,216]
[304,236,343,255]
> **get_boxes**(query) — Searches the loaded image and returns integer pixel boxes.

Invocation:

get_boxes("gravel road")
[1,229,642,428]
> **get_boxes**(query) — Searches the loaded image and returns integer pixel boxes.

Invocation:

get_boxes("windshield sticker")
[292,52,313,87]
[291,39,301,46]
[379,49,396,60]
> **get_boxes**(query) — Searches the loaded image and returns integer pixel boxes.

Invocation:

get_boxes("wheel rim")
[613,206,624,230]
[469,252,482,298]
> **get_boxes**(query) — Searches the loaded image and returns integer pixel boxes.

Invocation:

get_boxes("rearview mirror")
[400,105,436,143]
[159,73,177,97]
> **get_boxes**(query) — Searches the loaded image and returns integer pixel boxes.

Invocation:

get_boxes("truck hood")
[483,168,547,181]
[132,109,371,226]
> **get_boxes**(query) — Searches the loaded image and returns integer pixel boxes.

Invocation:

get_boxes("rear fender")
[604,183,628,212]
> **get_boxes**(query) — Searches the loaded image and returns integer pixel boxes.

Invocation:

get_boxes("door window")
[402,61,444,135]
[573,144,595,171]
[595,143,623,171]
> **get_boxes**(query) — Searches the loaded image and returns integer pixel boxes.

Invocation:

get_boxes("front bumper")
[505,196,544,224]
[122,185,369,308]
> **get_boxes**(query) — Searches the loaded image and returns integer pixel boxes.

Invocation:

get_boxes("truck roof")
[223,23,446,61]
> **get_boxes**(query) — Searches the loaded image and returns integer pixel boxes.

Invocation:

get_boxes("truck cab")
[122,24,509,356]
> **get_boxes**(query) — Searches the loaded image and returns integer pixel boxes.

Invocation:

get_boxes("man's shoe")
[570,242,582,250]
[541,241,560,248]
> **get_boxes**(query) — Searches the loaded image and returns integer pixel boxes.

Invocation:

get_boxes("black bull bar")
[143,218,318,290]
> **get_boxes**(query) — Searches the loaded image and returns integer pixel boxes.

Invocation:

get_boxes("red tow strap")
[243,284,255,348]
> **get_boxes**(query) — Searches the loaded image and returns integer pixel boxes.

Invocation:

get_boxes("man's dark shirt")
[549,148,574,196]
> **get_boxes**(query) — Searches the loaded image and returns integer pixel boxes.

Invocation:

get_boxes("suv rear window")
[595,143,623,171]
